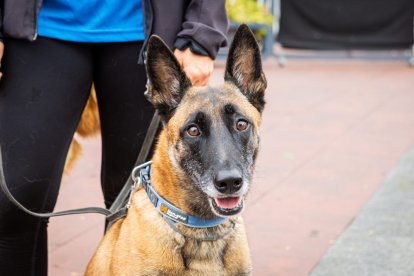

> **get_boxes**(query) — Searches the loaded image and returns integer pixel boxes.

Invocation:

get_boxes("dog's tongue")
[214,197,241,209]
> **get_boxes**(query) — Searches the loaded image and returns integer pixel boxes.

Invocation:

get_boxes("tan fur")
[63,85,100,175]
[85,83,257,275]
[75,85,100,137]
[64,138,82,175]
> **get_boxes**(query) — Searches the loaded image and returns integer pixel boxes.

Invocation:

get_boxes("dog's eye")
[187,125,201,137]
[236,119,249,131]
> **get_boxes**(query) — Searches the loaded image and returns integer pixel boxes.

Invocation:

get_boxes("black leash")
[0,112,160,228]
[0,146,112,217]
[109,112,160,214]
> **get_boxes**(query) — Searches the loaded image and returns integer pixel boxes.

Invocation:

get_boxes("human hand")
[0,42,4,79]
[174,48,214,86]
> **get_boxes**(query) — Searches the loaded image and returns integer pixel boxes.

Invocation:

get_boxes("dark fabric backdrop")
[278,0,414,49]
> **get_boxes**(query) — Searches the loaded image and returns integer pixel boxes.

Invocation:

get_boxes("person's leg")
[0,37,93,275]
[93,41,154,208]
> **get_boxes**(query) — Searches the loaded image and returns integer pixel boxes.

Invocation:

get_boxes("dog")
[85,24,266,275]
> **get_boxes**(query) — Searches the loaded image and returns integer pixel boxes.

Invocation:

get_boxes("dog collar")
[135,164,228,228]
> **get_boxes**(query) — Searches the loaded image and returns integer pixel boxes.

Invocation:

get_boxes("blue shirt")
[38,0,145,42]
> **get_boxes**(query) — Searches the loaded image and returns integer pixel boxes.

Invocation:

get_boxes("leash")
[0,148,111,218]
[0,111,161,228]
[106,112,160,229]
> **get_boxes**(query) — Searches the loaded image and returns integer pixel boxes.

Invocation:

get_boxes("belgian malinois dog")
[86,24,266,275]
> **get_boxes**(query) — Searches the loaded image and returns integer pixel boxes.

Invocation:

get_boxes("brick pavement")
[49,59,414,275]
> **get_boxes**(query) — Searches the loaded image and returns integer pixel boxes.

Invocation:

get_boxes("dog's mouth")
[211,196,244,216]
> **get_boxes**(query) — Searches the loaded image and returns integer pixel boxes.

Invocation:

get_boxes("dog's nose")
[214,169,243,194]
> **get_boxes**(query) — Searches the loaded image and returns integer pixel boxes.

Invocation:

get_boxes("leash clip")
[127,162,151,209]
[127,167,141,209]
[126,176,141,209]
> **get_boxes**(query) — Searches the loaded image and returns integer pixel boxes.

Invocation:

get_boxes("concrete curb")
[311,144,414,276]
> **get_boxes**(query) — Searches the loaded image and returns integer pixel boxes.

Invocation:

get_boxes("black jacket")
[0,0,228,61]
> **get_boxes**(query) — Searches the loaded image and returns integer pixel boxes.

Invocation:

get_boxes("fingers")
[174,48,214,86]
[183,64,212,86]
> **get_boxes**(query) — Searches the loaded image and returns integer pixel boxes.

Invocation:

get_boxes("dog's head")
[146,25,266,218]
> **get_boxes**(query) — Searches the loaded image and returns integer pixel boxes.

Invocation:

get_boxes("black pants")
[0,37,153,275]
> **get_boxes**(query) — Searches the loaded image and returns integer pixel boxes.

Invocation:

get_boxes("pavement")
[49,58,414,275]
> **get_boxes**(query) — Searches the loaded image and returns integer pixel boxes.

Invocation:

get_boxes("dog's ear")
[146,35,192,121]
[225,24,267,113]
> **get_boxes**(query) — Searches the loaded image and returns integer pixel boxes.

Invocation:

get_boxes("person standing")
[0,0,228,274]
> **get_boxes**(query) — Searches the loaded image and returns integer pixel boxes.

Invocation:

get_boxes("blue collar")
[137,164,228,228]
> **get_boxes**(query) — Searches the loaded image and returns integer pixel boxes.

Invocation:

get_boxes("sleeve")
[174,0,229,59]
